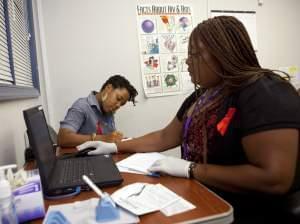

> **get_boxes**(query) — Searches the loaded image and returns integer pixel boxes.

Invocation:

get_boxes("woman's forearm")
[117,130,166,153]
[117,129,181,153]
[117,117,183,153]
[195,163,292,194]
[58,131,91,147]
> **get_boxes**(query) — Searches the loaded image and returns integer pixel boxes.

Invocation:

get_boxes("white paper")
[112,183,157,215]
[161,197,196,216]
[117,152,165,174]
[43,198,139,224]
[111,183,195,216]
[145,184,180,208]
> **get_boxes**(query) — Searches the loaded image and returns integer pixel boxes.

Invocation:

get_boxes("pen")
[83,175,117,208]
[121,137,133,142]
[82,175,104,197]
[125,167,160,178]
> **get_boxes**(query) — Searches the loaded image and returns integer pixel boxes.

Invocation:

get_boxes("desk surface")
[30,153,233,224]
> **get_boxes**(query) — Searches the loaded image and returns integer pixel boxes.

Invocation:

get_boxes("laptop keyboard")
[58,158,96,185]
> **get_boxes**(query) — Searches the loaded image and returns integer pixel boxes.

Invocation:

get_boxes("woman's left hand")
[148,156,191,178]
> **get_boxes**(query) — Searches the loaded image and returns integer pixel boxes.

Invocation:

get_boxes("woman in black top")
[78,16,300,223]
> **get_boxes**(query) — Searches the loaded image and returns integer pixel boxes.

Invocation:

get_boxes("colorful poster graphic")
[137,4,194,97]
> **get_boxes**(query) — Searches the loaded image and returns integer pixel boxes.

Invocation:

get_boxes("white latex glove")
[76,141,117,155]
[148,156,191,178]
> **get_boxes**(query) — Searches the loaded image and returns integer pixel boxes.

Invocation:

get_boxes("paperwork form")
[111,183,195,216]
[117,152,166,175]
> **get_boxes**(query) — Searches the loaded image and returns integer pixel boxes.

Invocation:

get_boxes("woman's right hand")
[100,131,123,143]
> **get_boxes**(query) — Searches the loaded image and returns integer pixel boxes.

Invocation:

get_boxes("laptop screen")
[23,106,56,186]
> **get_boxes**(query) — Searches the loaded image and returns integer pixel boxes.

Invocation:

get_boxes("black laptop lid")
[23,106,56,187]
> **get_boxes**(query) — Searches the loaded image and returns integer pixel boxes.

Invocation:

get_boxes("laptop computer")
[23,105,123,196]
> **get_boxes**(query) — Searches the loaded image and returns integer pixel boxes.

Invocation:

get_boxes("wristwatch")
[188,162,197,179]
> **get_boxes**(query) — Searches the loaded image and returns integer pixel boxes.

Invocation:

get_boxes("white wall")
[255,0,300,68]
[0,99,40,166]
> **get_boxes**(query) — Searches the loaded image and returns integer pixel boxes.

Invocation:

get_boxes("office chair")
[48,125,58,147]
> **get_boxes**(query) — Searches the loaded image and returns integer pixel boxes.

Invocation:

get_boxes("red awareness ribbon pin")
[217,107,236,136]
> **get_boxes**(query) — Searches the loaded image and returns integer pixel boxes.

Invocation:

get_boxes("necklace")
[182,86,223,160]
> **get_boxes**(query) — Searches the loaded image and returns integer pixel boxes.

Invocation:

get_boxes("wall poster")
[136,4,194,97]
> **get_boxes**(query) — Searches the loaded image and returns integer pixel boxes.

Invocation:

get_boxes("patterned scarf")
[181,85,225,163]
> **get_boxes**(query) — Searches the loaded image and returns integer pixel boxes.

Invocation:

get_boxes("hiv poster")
[136,4,194,97]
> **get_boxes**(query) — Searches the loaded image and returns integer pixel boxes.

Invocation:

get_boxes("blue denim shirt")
[60,92,115,134]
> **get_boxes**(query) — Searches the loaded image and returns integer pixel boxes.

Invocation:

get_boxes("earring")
[101,93,108,102]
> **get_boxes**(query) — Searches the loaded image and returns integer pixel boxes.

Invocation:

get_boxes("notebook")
[23,105,123,196]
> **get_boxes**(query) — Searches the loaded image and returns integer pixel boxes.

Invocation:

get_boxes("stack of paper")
[117,152,165,175]
[111,183,195,216]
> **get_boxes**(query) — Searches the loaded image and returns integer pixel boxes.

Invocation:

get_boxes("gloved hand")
[148,156,191,178]
[76,141,117,155]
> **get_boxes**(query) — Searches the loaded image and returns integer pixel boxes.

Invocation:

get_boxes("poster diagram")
[137,4,194,97]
